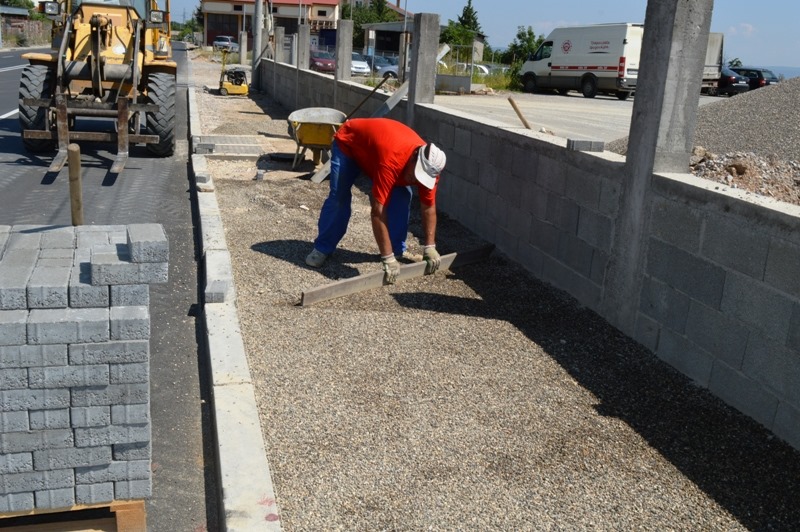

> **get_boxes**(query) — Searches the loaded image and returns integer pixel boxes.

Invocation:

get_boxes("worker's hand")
[423,245,441,274]
[381,255,400,284]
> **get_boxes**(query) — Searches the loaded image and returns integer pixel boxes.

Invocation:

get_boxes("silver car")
[351,53,371,76]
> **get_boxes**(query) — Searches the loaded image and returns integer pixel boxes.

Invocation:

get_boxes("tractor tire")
[581,76,598,98]
[220,87,228,96]
[145,73,176,157]
[18,64,56,153]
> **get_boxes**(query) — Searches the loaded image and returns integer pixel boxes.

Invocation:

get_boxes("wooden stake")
[67,143,84,226]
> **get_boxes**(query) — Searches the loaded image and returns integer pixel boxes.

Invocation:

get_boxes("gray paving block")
[29,409,70,431]
[127,224,169,263]
[114,478,151,500]
[0,249,38,309]
[110,284,149,307]
[0,345,68,368]
[109,362,149,385]
[74,424,150,447]
[113,442,150,461]
[34,446,112,470]
[709,359,779,428]
[76,459,150,483]
[71,406,111,428]
[0,368,28,390]
[90,251,168,286]
[0,492,34,512]
[69,261,110,308]
[111,404,150,425]
[0,452,33,474]
[0,429,73,454]
[566,138,604,151]
[39,228,75,249]
[721,272,794,345]
[646,238,726,309]
[75,482,114,505]
[109,306,150,341]
[27,308,109,345]
[0,468,74,494]
[6,232,41,250]
[69,341,149,365]
[35,487,75,509]
[1,411,30,433]
[28,365,110,389]
[0,310,28,346]
[70,383,149,407]
[75,231,114,249]
[0,389,70,413]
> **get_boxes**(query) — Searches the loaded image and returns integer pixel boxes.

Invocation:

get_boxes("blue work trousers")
[314,141,412,256]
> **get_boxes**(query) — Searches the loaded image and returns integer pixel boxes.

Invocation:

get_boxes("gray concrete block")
[646,238,726,309]
[790,303,800,351]
[76,231,113,250]
[27,308,110,345]
[0,411,30,433]
[477,162,499,195]
[638,275,691,334]
[529,218,561,254]
[520,182,548,221]
[773,401,800,451]
[127,224,169,263]
[69,262,110,308]
[0,492,34,512]
[598,178,621,217]
[511,149,538,181]
[109,306,150,341]
[192,153,211,184]
[721,272,794,345]
[76,460,150,483]
[205,249,235,304]
[27,266,71,309]
[565,167,601,210]
[685,301,749,369]
[69,341,149,365]
[70,384,149,407]
[634,313,661,353]
[0,345,67,368]
[29,409,70,430]
[139,261,169,284]
[566,138,604,151]
[115,478,151,500]
[557,232,594,279]
[0,310,28,346]
[111,404,150,425]
[34,446,112,471]
[199,212,227,253]
[28,365,109,389]
[764,237,800,297]
[498,175,524,209]
[0,452,33,474]
[536,155,567,195]
[89,250,138,286]
[0,389,70,412]
[577,209,613,252]
[0,368,28,390]
[74,424,150,447]
[40,228,75,249]
[453,126,471,157]
[742,334,800,405]
[656,328,714,387]
[71,407,111,428]
[541,255,602,312]
[113,442,150,461]
[75,482,114,505]
[0,468,74,494]
[590,249,609,286]
[109,363,149,385]
[110,284,149,307]
[35,487,75,509]
[545,195,580,234]
[709,359,779,428]
[702,215,769,279]
[650,197,703,253]
[0,429,73,454]
[7,232,41,250]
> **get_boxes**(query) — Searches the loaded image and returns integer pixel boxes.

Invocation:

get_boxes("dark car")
[310,50,336,73]
[717,67,750,96]
[365,55,391,72]
[730,66,780,90]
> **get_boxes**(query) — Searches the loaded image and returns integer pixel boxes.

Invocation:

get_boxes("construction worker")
[305,117,447,284]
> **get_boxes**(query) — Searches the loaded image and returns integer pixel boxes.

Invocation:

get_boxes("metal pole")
[68,144,84,226]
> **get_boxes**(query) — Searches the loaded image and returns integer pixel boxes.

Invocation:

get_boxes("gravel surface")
[191,53,800,530]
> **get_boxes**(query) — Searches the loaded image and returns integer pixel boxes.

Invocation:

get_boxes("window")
[318,9,327,16]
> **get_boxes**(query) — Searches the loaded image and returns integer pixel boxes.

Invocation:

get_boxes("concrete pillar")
[398,33,408,83]
[407,13,440,129]
[252,0,262,88]
[601,0,714,335]
[298,24,310,70]
[239,31,249,62]
[335,20,353,82]
[274,26,285,63]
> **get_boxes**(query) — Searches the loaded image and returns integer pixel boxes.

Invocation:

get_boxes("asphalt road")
[0,43,217,531]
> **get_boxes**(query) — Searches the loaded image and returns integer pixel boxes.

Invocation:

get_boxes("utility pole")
[253,0,263,86]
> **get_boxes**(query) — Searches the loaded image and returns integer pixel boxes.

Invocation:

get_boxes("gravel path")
[191,55,800,530]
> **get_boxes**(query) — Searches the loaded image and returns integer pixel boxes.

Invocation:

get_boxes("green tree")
[341,0,400,48]
[457,0,481,34]
[0,0,35,9]
[501,26,543,65]
[727,57,743,68]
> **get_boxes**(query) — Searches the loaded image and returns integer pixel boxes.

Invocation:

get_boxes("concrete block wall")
[0,224,168,512]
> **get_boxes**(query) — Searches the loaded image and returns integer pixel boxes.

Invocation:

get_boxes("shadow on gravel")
[251,238,375,280]
[393,255,800,530]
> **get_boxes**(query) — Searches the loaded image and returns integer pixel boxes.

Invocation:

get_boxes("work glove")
[423,245,441,274]
[381,255,400,284]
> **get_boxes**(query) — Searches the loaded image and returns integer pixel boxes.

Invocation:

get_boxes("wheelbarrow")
[287,107,347,170]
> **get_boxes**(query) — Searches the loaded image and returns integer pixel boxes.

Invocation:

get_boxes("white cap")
[414,142,446,189]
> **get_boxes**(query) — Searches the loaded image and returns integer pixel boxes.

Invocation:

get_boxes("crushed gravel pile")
[607,77,800,206]
[191,56,800,531]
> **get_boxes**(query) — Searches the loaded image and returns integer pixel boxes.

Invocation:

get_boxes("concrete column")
[298,24,310,70]
[252,0,262,88]
[239,31,249,62]
[335,20,353,82]
[274,26,285,63]
[398,33,408,83]
[407,13,440,129]
[601,0,714,335]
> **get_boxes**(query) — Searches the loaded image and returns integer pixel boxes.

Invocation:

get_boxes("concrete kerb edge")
[186,60,283,531]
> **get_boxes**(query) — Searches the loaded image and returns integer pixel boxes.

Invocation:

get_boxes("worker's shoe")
[397,250,423,263]
[305,248,328,267]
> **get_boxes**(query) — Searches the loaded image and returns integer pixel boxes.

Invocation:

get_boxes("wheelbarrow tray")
[287,107,346,169]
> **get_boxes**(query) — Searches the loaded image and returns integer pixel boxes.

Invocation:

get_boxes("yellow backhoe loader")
[19,0,177,173]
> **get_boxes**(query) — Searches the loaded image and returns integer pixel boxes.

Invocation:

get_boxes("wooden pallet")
[0,500,146,532]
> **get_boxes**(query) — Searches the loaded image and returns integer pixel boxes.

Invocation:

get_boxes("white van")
[520,23,644,100]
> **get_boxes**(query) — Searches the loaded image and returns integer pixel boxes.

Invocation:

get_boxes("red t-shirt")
[334,118,438,206]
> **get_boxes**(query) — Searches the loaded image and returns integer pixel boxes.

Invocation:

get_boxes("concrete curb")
[186,61,283,531]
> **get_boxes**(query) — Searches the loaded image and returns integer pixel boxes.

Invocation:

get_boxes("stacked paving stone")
[0,224,168,513]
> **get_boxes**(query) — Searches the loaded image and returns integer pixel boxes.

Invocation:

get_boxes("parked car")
[377,64,403,79]
[730,66,780,90]
[365,55,391,72]
[310,50,336,73]
[717,67,750,96]
[212,35,239,53]
[351,53,371,76]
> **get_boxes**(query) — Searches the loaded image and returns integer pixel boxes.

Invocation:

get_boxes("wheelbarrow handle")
[345,75,391,121]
